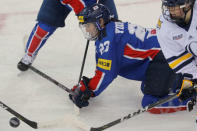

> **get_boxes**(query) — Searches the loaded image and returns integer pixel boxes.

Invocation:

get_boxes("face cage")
[79,22,100,41]
[162,3,190,24]
[162,4,173,22]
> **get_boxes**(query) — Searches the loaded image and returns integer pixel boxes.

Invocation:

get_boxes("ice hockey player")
[68,3,197,114]
[157,0,197,79]
[156,0,197,111]
[17,0,118,71]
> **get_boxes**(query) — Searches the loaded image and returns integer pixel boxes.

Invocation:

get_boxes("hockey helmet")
[78,3,111,40]
[78,3,111,26]
[162,0,195,24]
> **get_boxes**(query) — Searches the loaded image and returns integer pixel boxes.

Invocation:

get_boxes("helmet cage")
[162,0,195,24]
[79,22,99,41]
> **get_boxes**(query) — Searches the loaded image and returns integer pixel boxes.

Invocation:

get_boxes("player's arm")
[69,40,118,108]
[89,69,117,96]
[69,69,117,108]
[186,41,197,57]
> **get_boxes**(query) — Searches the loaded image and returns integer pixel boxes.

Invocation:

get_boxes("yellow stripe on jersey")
[169,53,192,69]
[97,58,112,70]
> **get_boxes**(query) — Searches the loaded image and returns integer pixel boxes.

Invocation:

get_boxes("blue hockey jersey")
[88,22,161,96]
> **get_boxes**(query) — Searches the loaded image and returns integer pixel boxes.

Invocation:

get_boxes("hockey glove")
[69,76,93,108]
[179,85,197,112]
[176,73,197,101]
[179,85,197,101]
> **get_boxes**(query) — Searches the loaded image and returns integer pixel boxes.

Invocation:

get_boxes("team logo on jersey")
[97,58,112,70]
[173,34,183,40]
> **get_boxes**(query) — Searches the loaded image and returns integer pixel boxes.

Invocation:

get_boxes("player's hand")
[178,77,197,101]
[178,85,197,101]
[69,76,93,108]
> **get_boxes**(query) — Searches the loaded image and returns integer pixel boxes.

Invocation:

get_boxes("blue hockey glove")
[69,76,93,108]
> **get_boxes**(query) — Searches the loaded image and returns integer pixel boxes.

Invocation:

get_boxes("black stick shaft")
[90,93,179,131]
[78,40,90,84]
[0,101,38,129]
[29,66,74,95]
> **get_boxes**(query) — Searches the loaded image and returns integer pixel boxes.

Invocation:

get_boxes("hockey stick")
[29,65,75,95]
[78,40,90,83]
[76,40,90,113]
[0,101,38,129]
[89,85,197,131]
[0,93,185,130]
[0,101,91,130]
[29,65,82,114]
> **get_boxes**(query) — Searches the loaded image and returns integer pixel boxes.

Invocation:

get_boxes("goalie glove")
[69,76,94,108]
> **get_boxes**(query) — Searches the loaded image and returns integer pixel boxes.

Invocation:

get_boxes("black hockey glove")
[179,85,197,101]
[177,74,197,101]
[180,85,197,112]
[187,98,196,112]
[174,73,197,111]
[176,73,193,97]
[69,76,93,108]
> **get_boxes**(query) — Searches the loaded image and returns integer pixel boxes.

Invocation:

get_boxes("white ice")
[0,0,196,131]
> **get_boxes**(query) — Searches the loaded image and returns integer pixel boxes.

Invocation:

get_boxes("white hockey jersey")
[156,1,197,78]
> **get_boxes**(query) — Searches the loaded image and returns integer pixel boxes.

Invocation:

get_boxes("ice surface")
[0,0,196,131]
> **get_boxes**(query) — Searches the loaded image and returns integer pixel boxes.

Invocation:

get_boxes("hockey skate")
[17,54,36,71]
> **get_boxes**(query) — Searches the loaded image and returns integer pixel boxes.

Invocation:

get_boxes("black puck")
[9,117,20,128]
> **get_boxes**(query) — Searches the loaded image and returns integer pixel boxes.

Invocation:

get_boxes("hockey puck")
[9,117,20,128]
